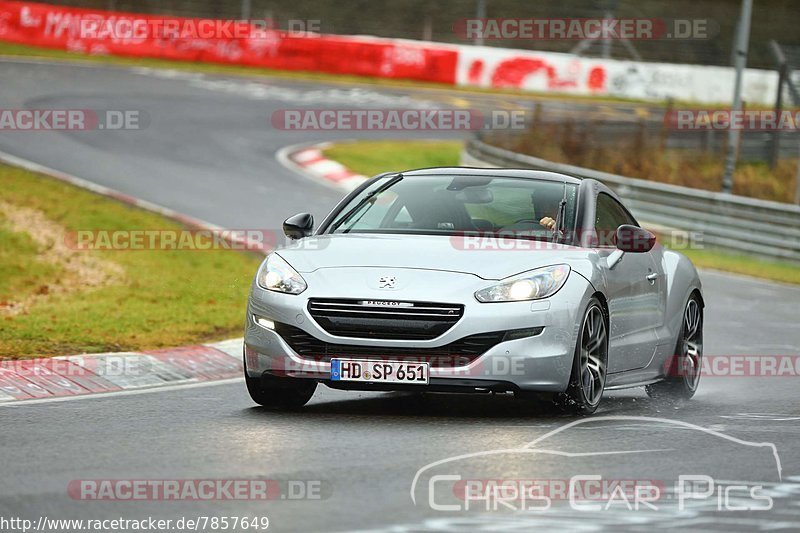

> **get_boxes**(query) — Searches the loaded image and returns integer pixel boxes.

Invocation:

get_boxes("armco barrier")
[463,138,800,263]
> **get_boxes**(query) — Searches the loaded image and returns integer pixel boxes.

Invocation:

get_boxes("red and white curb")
[0,150,263,404]
[278,141,368,192]
[0,339,243,403]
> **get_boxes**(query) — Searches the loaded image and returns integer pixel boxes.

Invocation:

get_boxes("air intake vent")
[274,323,513,368]
[307,298,464,340]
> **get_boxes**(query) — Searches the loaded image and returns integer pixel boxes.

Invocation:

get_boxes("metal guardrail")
[489,100,800,164]
[464,138,800,263]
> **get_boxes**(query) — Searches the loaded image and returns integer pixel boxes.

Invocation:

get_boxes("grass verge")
[0,164,261,358]
[323,140,463,177]
[490,125,800,204]
[659,237,800,286]
[323,139,800,285]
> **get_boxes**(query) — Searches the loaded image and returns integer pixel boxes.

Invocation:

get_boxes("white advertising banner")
[455,45,778,105]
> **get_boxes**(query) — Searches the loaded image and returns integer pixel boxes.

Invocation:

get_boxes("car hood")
[276,234,595,281]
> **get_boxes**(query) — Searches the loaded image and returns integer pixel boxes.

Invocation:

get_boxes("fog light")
[254,315,275,330]
[503,327,545,341]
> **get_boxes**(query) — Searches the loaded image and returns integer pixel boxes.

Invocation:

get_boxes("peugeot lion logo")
[378,276,397,289]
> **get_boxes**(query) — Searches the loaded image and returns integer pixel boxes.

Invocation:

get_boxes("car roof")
[395,166,583,186]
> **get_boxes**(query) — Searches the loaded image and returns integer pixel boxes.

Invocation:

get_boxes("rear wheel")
[646,294,703,400]
[557,298,609,415]
[245,372,317,409]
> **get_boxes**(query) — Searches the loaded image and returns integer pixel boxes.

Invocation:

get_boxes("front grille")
[307,298,464,340]
[274,323,542,368]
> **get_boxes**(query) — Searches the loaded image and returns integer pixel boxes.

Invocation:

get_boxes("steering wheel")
[497,220,551,234]
[512,218,552,230]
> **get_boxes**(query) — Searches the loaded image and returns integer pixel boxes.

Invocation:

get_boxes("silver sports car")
[244,168,704,414]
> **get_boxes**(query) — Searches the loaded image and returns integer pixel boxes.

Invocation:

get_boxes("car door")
[594,193,664,373]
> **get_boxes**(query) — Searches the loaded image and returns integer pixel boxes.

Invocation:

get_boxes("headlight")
[257,253,307,294]
[475,264,570,303]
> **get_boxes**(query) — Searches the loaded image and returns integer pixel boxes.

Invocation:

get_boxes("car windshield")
[327,174,578,239]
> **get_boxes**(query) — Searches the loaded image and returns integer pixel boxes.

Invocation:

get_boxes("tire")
[245,372,317,409]
[646,293,703,401]
[556,298,609,415]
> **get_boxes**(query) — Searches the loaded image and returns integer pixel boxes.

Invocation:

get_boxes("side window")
[595,193,637,246]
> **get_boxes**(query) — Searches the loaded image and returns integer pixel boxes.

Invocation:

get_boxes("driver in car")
[533,192,561,231]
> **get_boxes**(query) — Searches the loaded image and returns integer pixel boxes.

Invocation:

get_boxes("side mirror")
[283,213,314,240]
[615,224,656,253]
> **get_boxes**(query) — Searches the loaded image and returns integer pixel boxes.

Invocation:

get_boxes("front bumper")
[243,268,592,393]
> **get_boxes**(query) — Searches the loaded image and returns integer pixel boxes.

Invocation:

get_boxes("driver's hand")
[540,217,556,230]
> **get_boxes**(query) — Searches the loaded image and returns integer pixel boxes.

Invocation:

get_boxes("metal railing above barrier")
[464,138,800,263]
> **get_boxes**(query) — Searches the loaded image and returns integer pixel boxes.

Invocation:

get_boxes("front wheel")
[245,372,317,409]
[556,298,609,415]
[646,294,703,401]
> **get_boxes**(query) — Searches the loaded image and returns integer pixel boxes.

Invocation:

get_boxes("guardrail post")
[635,119,647,159]
[795,142,800,205]
[474,0,486,46]
[771,62,788,169]
[660,98,673,152]
[531,102,541,130]
[722,0,753,194]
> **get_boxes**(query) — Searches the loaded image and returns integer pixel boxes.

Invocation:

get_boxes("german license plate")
[330,359,429,385]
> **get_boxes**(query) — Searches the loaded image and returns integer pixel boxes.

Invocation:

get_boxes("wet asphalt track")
[1,59,799,532]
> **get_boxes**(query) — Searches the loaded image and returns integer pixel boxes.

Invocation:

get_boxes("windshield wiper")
[552,180,568,244]
[329,174,404,233]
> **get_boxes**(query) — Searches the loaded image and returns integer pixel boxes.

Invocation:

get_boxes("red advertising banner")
[0,1,458,84]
